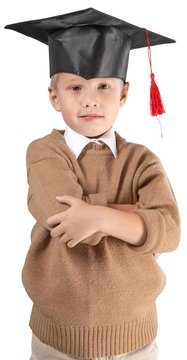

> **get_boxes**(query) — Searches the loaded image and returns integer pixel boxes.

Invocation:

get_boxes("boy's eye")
[68,85,82,91]
[98,83,110,90]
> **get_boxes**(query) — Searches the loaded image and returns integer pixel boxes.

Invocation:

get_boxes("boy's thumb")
[56,195,74,206]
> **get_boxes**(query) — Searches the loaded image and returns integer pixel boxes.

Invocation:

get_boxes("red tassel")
[145,29,165,117]
[150,72,165,116]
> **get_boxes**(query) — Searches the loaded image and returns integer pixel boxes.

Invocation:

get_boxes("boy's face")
[48,73,129,138]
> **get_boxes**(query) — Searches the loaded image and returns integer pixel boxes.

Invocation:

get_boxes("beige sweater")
[23,129,180,359]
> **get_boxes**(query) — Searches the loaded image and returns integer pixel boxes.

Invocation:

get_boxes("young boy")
[5,8,180,360]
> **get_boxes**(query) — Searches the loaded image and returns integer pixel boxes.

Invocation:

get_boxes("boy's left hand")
[47,195,99,248]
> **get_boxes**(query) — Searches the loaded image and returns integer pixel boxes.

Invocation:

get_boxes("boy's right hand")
[46,202,135,246]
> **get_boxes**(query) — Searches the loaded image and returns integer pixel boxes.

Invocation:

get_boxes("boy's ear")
[120,82,129,107]
[48,86,61,112]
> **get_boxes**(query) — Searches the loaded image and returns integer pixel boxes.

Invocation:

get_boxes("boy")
[5,8,180,360]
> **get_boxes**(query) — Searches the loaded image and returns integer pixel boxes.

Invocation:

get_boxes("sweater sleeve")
[26,138,107,244]
[127,148,180,254]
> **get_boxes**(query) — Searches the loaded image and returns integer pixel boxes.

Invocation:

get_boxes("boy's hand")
[47,195,99,248]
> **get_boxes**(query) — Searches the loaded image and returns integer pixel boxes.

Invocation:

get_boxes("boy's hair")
[50,73,58,88]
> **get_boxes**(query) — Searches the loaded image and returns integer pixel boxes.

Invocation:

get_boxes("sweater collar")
[64,126,117,159]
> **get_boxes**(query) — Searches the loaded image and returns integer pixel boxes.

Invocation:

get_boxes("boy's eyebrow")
[63,77,83,85]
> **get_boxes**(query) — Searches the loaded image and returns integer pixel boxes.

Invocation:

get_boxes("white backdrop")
[0,0,186,359]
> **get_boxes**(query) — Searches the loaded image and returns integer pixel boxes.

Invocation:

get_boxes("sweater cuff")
[127,209,166,253]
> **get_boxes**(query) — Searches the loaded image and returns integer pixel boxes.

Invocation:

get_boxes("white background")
[0,0,187,359]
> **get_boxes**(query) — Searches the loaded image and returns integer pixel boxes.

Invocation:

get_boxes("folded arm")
[27,138,107,245]
[47,196,146,247]
[130,151,180,254]
[27,138,180,253]
[47,149,180,254]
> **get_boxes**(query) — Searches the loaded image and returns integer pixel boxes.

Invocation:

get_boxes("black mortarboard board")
[5,7,175,81]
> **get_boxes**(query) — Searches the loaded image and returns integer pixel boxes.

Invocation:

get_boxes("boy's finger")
[56,195,77,206]
[67,240,76,248]
[59,234,73,245]
[47,213,62,226]
[51,224,64,238]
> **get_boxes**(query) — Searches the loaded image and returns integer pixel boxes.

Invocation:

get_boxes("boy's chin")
[85,129,110,139]
[86,134,104,139]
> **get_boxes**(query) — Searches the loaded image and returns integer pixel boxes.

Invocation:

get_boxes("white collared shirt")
[64,126,117,159]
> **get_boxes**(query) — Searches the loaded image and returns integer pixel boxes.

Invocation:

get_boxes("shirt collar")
[64,125,117,159]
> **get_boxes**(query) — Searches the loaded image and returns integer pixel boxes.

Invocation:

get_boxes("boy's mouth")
[79,114,103,121]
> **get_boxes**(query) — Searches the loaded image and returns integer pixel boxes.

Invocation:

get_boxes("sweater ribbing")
[29,305,157,358]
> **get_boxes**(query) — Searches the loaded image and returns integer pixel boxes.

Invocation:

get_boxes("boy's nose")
[82,94,99,108]
[83,102,98,108]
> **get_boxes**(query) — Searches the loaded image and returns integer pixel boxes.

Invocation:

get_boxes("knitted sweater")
[23,129,180,359]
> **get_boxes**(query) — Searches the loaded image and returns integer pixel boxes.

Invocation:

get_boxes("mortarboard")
[5,7,175,120]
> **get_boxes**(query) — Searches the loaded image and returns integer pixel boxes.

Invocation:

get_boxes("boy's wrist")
[92,205,147,246]
[93,205,111,235]
[90,205,104,233]
[94,204,136,234]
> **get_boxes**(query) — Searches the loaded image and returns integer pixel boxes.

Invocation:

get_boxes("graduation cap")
[5,7,175,121]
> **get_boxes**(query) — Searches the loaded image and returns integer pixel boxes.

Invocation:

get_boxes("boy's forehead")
[56,73,123,84]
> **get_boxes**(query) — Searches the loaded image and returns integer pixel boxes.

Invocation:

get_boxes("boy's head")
[5,8,175,125]
[48,72,129,138]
